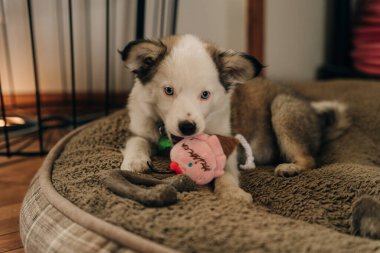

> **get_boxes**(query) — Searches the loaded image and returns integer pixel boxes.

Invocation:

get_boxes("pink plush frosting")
[170,133,226,185]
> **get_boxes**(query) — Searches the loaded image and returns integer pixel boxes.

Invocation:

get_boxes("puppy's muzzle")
[178,121,197,136]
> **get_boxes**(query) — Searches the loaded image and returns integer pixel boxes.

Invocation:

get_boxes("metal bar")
[105,0,110,115]
[160,0,166,37]
[40,128,53,151]
[68,0,77,128]
[135,0,145,39]
[27,0,44,155]
[171,0,178,35]
[0,77,11,156]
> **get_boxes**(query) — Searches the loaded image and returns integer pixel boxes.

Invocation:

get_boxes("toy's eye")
[164,86,174,96]
[200,90,210,100]
[188,162,193,167]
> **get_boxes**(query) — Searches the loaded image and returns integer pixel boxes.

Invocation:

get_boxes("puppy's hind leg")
[271,95,321,177]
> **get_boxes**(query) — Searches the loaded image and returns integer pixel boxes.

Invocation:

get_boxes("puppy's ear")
[214,50,263,90]
[119,39,167,83]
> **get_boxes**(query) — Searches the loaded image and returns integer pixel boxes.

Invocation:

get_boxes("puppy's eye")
[164,86,174,96]
[200,91,210,100]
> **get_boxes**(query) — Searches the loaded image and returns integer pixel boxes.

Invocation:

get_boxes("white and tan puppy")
[119,35,262,202]
[119,34,350,203]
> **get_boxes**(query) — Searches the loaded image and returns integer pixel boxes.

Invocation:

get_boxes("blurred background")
[2,2,378,251]
[0,0,377,156]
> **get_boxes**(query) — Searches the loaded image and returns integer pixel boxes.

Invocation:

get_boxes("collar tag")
[157,123,173,153]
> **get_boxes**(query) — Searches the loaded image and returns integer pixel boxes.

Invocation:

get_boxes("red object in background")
[352,0,380,75]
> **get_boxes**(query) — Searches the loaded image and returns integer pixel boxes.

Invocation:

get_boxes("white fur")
[121,35,251,202]
[152,35,228,137]
[311,100,351,140]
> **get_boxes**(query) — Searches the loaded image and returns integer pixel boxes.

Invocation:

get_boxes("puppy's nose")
[178,121,197,136]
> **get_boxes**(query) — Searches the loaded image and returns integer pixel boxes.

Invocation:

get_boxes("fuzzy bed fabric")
[52,79,380,253]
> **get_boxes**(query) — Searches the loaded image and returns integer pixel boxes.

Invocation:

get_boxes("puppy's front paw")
[274,163,305,177]
[217,187,253,203]
[120,156,150,173]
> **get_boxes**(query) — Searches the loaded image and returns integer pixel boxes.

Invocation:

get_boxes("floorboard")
[0,157,43,253]
[0,232,23,252]
[4,249,24,253]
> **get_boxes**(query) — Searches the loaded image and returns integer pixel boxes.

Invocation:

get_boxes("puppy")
[119,34,350,203]
[231,80,351,177]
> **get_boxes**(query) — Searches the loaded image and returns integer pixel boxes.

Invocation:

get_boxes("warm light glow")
[0,116,26,127]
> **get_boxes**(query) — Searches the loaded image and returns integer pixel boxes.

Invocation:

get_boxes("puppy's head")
[120,35,262,138]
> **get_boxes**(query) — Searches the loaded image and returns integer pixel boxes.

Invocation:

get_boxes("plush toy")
[169,133,255,185]
[105,133,255,207]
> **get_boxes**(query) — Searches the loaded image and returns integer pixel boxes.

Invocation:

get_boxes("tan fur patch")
[160,35,181,49]
[123,41,163,69]
[205,43,262,90]
[231,79,283,164]
[121,40,166,82]
[231,79,354,177]
[121,36,183,83]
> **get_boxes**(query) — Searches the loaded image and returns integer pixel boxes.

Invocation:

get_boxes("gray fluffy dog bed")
[20,80,380,253]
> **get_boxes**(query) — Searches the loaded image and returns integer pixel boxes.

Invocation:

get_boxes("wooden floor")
[0,95,122,252]
[0,156,44,253]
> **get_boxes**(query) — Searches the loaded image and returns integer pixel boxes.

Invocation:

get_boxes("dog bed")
[20,79,380,253]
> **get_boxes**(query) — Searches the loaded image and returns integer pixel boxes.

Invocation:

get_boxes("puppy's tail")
[311,101,351,142]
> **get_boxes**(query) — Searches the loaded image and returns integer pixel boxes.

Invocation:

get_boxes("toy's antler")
[215,134,256,170]
[102,169,196,207]
[215,135,239,157]
[235,134,256,170]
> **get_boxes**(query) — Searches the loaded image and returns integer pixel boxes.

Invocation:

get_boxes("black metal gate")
[0,0,178,157]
